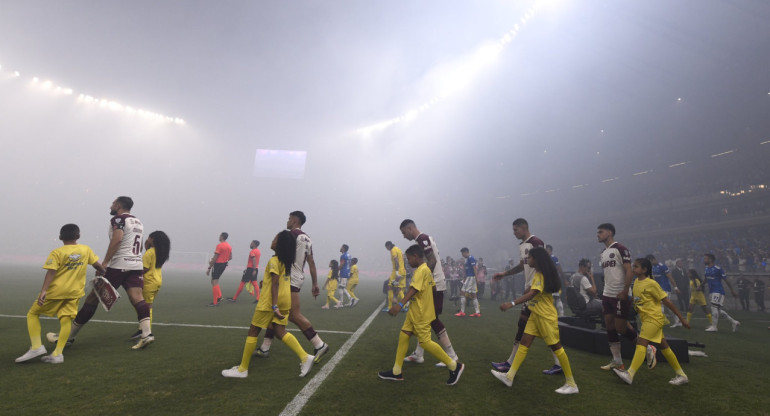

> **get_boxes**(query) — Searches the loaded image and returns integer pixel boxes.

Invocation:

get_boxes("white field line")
[279,300,386,416]
[0,314,354,335]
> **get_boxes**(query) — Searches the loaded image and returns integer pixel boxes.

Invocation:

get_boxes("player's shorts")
[433,288,444,316]
[690,291,707,306]
[602,295,630,319]
[709,292,725,307]
[402,315,432,343]
[211,263,228,280]
[241,268,258,283]
[105,267,144,290]
[523,313,560,345]
[639,320,663,343]
[142,283,161,304]
[251,308,289,328]
[27,298,80,319]
[290,271,305,290]
[338,278,348,288]
[461,276,478,294]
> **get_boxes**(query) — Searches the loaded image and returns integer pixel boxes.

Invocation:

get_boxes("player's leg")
[274,324,314,375]
[68,290,100,341]
[659,338,687,383]
[126,284,153,349]
[223,322,263,378]
[287,290,328,362]
[230,270,249,302]
[497,333,534,385]
[601,311,624,369]
[17,305,47,362]
[393,330,413,376]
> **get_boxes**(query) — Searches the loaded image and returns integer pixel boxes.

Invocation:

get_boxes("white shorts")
[338,278,348,288]
[710,292,725,307]
[290,273,305,290]
[461,276,478,294]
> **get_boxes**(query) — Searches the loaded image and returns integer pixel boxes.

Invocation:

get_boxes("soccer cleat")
[299,355,316,377]
[646,345,657,369]
[435,362,447,368]
[321,304,329,310]
[41,354,63,364]
[542,365,563,375]
[15,346,47,363]
[351,298,359,307]
[334,302,342,309]
[131,334,154,350]
[207,302,218,307]
[600,361,625,371]
[454,311,466,317]
[469,313,481,317]
[226,297,237,303]
[705,326,717,332]
[217,297,223,303]
[612,368,633,385]
[670,322,683,328]
[404,353,424,364]
[732,321,740,332]
[555,383,579,394]
[313,343,329,363]
[377,370,404,381]
[446,362,464,386]
[129,329,142,340]
[490,370,513,387]
[253,348,269,358]
[46,332,74,347]
[491,361,511,372]
[381,307,389,312]
[669,375,689,385]
[222,366,248,378]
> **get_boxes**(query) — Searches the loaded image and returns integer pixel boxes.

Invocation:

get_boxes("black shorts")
[241,268,258,282]
[211,263,228,280]
[105,268,144,290]
[433,288,444,316]
[602,295,631,319]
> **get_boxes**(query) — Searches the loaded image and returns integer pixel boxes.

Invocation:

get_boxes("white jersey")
[600,242,631,297]
[415,233,446,291]
[520,235,545,288]
[290,228,312,288]
[108,214,144,270]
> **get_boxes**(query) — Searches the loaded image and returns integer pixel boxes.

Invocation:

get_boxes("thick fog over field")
[1,1,769,272]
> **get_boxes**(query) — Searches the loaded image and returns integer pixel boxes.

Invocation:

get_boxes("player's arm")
[389,286,418,316]
[100,228,124,269]
[662,297,689,328]
[666,272,680,294]
[723,275,738,297]
[271,273,285,319]
[500,288,539,311]
[92,261,107,276]
[494,261,523,280]
[618,262,632,301]
[307,252,319,298]
[37,269,57,305]
[425,250,437,273]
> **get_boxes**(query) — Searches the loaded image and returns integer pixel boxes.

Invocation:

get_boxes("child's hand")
[500,302,513,312]
[273,309,285,320]
[388,305,401,316]
[37,291,47,306]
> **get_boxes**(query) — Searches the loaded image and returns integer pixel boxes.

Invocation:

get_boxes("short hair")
[597,223,616,235]
[116,196,134,211]
[59,224,80,241]
[342,244,349,251]
[221,232,229,240]
[645,254,656,261]
[252,240,260,247]
[578,258,591,268]
[399,219,415,229]
[460,247,469,253]
[290,211,306,225]
[704,253,716,262]
[405,244,424,258]
[512,218,528,227]
[546,244,553,250]
[385,241,393,249]
[351,257,358,264]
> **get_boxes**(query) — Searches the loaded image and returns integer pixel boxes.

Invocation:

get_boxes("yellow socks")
[628,344,646,378]
[506,344,529,381]
[554,347,576,386]
[238,336,258,372]
[661,347,686,376]
[393,331,410,375]
[281,332,309,361]
[27,312,42,349]
[686,312,692,323]
[53,316,72,356]
[707,314,713,325]
[421,340,457,371]
[387,290,394,309]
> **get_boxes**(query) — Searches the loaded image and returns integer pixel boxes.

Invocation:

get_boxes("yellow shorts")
[28,298,79,319]
[689,292,706,306]
[401,316,432,343]
[326,280,338,292]
[389,273,406,288]
[639,320,664,343]
[143,283,161,304]
[524,313,560,345]
[251,308,289,328]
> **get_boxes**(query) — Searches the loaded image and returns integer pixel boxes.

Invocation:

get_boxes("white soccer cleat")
[299,355,315,377]
[222,366,248,378]
[600,361,625,371]
[555,383,579,394]
[15,346,47,363]
[670,322,682,328]
[490,370,513,387]
[705,326,717,332]
[646,345,657,369]
[613,368,633,385]
[334,302,342,309]
[435,362,448,368]
[732,321,740,332]
[41,354,64,364]
[669,375,689,385]
[404,353,424,364]
[131,335,154,350]
[46,332,59,343]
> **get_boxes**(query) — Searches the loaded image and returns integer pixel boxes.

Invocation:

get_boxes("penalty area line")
[0,314,354,335]
[279,300,386,416]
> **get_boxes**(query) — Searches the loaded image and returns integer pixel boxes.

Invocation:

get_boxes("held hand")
[311,284,320,299]
[37,291,47,306]
[95,264,106,276]
[206,268,211,276]
[493,272,504,281]
[500,302,513,312]
[617,292,628,301]
[273,309,285,320]
[388,304,401,316]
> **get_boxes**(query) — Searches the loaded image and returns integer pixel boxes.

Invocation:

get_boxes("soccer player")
[346,258,360,307]
[455,247,481,317]
[491,218,561,375]
[399,219,460,367]
[385,241,407,310]
[206,232,232,307]
[686,269,712,328]
[50,197,154,349]
[378,244,464,385]
[546,245,565,317]
[612,258,690,386]
[322,260,341,309]
[227,240,261,303]
[130,230,170,340]
[646,254,682,327]
[491,247,578,394]
[16,224,105,364]
[703,253,740,332]
[338,244,353,306]
[255,211,329,362]
[222,230,315,378]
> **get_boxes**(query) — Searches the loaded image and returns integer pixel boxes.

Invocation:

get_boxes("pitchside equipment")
[93,276,120,311]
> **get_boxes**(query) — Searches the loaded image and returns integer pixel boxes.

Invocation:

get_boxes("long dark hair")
[274,230,296,272]
[149,230,170,268]
[529,247,560,294]
[329,260,339,279]
[634,258,653,278]
[688,269,702,286]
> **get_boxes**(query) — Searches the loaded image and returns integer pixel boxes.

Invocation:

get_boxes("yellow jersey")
[632,277,667,326]
[142,247,162,287]
[406,263,436,324]
[256,256,291,312]
[390,246,406,277]
[43,244,99,299]
[528,271,557,321]
[349,264,359,285]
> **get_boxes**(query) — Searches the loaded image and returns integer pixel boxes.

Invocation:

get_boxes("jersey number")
[133,235,142,255]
